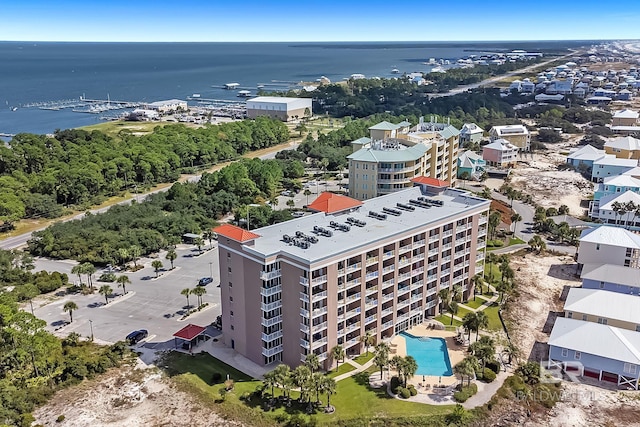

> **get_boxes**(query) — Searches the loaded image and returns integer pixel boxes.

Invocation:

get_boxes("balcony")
[300,276,309,285]
[347,307,362,318]
[428,261,438,268]
[413,239,426,248]
[365,299,377,309]
[300,308,309,318]
[365,271,379,280]
[366,256,379,266]
[346,278,362,289]
[262,330,283,342]
[312,290,328,303]
[312,275,328,285]
[312,337,328,350]
[398,272,411,281]
[397,313,410,321]
[397,299,410,309]
[262,345,283,357]
[261,284,282,297]
[382,264,395,273]
[365,315,377,325]
[347,262,362,272]
[346,292,361,303]
[383,250,395,260]
[442,243,452,250]
[300,323,310,333]
[300,292,309,303]
[382,320,394,330]
[399,244,412,254]
[262,315,282,327]
[426,286,437,297]
[366,286,378,295]
[312,306,328,317]
[442,255,452,263]
[443,230,453,237]
[260,269,281,281]
[346,321,361,332]
[382,293,394,303]
[382,278,395,288]
[411,294,423,303]
[381,307,393,316]
[411,267,424,276]
[261,301,282,312]
[427,274,438,282]
[398,258,411,267]
[337,268,345,276]
[410,280,423,290]
[425,300,438,309]
[479,216,488,225]
[313,322,328,333]
[428,248,439,255]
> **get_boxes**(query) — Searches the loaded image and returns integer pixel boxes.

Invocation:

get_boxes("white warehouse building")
[246,97,313,122]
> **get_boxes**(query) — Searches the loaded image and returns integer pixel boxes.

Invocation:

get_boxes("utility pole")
[89,319,94,342]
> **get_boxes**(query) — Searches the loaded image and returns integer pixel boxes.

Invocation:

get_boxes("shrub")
[98,273,116,282]
[211,372,222,383]
[453,383,478,403]
[390,376,401,394]
[56,415,65,423]
[408,385,417,396]
[486,360,501,374]
[486,240,504,248]
[482,368,496,383]
[398,387,411,399]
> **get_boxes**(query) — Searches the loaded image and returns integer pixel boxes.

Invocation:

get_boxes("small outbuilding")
[173,324,208,351]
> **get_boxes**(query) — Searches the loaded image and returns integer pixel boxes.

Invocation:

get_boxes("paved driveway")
[32,243,222,347]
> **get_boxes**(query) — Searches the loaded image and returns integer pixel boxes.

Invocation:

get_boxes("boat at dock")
[237,90,252,98]
[223,83,240,90]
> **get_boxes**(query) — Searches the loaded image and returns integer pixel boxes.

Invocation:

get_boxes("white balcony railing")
[262,345,283,357]
[262,315,282,327]
[262,330,283,342]
[260,270,281,281]
[261,284,282,297]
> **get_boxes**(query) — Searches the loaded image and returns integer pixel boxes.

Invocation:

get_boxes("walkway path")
[462,370,511,409]
[333,356,375,382]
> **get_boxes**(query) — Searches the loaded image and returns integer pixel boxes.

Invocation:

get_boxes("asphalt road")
[31,243,222,348]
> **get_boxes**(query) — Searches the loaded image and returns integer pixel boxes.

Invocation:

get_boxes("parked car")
[292,211,305,218]
[126,329,148,344]
[198,277,213,286]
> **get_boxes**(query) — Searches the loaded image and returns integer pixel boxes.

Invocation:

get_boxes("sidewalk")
[462,370,511,409]
[333,356,375,382]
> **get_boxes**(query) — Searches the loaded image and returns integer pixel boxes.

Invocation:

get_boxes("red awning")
[173,324,206,340]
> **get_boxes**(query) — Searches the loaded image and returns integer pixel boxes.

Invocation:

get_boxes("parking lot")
[32,243,222,349]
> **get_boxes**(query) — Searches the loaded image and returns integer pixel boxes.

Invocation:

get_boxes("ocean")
[0,40,595,136]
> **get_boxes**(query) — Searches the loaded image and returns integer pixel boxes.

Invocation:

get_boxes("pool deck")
[390,324,466,387]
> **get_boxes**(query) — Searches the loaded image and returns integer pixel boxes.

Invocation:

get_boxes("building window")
[227,252,231,258]
[596,244,600,250]
[574,351,581,360]
[624,363,637,374]
[230,325,234,330]
[228,267,232,273]
[599,281,605,289]
[567,311,573,319]
[598,317,607,325]
[561,348,568,357]
[230,311,234,316]
[229,281,233,287]
[230,296,233,302]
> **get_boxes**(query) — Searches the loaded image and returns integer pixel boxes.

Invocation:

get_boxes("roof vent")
[383,207,402,216]
[396,203,415,211]
[368,211,387,220]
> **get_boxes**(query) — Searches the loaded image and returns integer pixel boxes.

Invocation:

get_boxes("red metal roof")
[213,224,260,242]
[410,176,450,187]
[307,192,363,214]
[173,324,206,340]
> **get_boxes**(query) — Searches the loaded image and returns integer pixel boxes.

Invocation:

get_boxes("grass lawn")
[434,314,462,327]
[353,352,374,365]
[483,302,504,331]
[80,120,169,139]
[484,263,503,283]
[327,362,356,379]
[165,353,453,426]
[509,237,526,245]
[463,298,487,310]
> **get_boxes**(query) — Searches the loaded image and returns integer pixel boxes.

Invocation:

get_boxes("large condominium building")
[348,119,459,200]
[213,185,489,369]
[489,125,530,151]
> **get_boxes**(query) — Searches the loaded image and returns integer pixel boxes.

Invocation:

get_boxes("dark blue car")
[126,329,148,344]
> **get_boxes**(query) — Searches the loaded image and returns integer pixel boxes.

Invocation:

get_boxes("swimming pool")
[400,332,453,376]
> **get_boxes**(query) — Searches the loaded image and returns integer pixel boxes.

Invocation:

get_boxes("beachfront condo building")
[347,118,459,201]
[213,184,489,369]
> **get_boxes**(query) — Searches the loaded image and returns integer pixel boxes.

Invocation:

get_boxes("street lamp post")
[209,261,213,279]
[89,319,94,342]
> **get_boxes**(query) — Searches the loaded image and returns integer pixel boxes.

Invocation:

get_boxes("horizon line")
[0,38,633,44]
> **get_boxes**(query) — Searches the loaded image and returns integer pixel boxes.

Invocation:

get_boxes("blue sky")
[2,0,639,42]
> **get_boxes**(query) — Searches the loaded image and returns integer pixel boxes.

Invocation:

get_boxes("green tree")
[360,331,375,355]
[129,245,142,268]
[475,311,489,341]
[402,355,418,387]
[331,345,345,369]
[194,237,205,253]
[454,356,479,386]
[151,260,163,277]
[165,249,177,270]
[510,212,522,235]
[447,300,459,325]
[291,365,312,403]
[80,262,96,289]
[71,264,84,286]
[63,301,78,323]
[462,312,479,341]
[373,342,390,379]
[181,288,191,308]
[191,286,206,307]
[438,288,451,314]
[286,199,295,210]
[118,247,130,267]
[273,364,291,398]
[322,376,336,409]
[203,230,215,249]
[303,188,312,205]
[488,210,501,240]
[263,369,278,398]
[304,352,320,374]
[116,274,131,294]
[99,284,113,305]
[528,234,546,254]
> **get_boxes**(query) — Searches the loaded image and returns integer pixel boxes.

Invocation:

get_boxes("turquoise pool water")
[400,332,453,376]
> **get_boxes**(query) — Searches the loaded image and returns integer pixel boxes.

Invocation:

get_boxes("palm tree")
[99,285,113,305]
[303,188,312,204]
[462,312,479,342]
[63,301,78,323]
[151,260,163,277]
[503,341,521,365]
[81,262,96,289]
[194,237,205,253]
[486,252,498,283]
[470,336,495,370]
[116,275,131,294]
[390,355,404,384]
[304,352,320,374]
[273,364,291,399]
[402,356,418,387]
[118,247,129,267]
[291,365,311,403]
[181,288,191,308]
[454,356,479,386]
[286,199,295,210]
[528,234,546,254]
[311,372,324,403]
[322,376,336,409]
[263,369,278,398]
[447,300,459,325]
[452,284,463,303]
[459,171,471,189]
[475,311,489,341]
[510,212,522,235]
[438,288,450,314]
[192,286,206,307]
[471,273,485,297]
[360,331,375,355]
[331,345,345,369]
[373,348,389,379]
[165,249,177,270]
[129,245,142,268]
[488,210,501,240]
[203,230,215,249]
[71,264,84,286]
